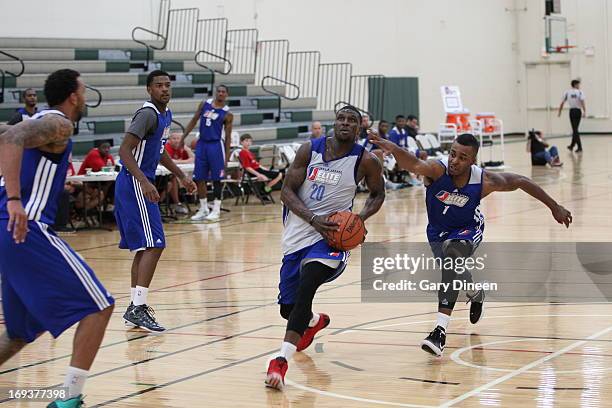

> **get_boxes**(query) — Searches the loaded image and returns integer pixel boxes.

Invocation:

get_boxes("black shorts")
[257,168,280,179]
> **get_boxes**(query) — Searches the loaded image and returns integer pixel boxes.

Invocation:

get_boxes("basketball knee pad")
[442,239,474,259]
[280,303,294,320]
[212,180,222,200]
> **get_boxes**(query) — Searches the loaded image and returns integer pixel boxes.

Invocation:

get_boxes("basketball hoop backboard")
[545,15,569,53]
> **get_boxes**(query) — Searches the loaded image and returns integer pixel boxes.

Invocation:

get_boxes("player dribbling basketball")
[265,105,385,390]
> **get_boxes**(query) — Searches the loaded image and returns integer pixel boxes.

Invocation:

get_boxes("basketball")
[326,211,366,251]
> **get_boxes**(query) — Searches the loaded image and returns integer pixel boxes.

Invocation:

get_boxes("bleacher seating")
[0,37,335,157]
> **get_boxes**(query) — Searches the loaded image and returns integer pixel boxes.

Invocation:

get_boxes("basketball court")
[0,136,609,407]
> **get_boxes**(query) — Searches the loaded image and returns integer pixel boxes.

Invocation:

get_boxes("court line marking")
[285,379,436,408]
[439,325,612,408]
[450,338,612,375]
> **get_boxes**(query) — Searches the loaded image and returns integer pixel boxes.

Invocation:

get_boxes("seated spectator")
[528,130,562,167]
[164,132,194,214]
[310,121,324,139]
[405,114,419,139]
[238,134,283,192]
[389,115,408,147]
[358,116,370,141]
[77,142,115,174]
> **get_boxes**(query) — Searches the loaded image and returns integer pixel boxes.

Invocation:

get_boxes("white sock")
[308,313,320,328]
[278,341,296,361]
[130,287,135,303]
[63,366,88,400]
[134,285,148,306]
[199,198,208,210]
[436,312,450,331]
[212,199,221,212]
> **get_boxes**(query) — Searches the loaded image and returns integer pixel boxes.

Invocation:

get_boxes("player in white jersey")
[265,105,386,390]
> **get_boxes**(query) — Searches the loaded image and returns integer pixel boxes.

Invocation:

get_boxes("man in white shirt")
[558,79,586,152]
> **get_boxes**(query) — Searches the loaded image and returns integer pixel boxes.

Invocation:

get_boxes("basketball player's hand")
[311,214,340,239]
[368,131,394,153]
[180,176,197,194]
[7,200,28,244]
[552,204,572,228]
[140,179,160,203]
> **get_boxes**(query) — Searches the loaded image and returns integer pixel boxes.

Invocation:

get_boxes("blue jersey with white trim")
[282,137,364,255]
[425,157,484,238]
[198,98,229,142]
[0,110,72,225]
[120,101,172,180]
[16,107,37,122]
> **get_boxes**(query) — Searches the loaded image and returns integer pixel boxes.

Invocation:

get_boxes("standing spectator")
[389,115,408,147]
[310,121,324,139]
[7,88,38,124]
[558,79,586,152]
[527,130,562,167]
[77,142,115,174]
[405,114,419,139]
[238,134,283,192]
[164,133,194,214]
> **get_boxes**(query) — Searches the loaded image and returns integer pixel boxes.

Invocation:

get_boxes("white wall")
[2,0,612,133]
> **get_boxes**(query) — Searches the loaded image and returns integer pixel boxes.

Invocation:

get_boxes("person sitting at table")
[77,142,115,174]
[238,133,283,193]
[77,142,116,212]
[163,132,194,214]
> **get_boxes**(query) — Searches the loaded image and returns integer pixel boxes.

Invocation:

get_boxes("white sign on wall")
[441,85,464,113]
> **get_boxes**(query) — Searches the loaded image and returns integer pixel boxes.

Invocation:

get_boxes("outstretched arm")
[182,101,203,141]
[368,131,444,180]
[0,115,73,243]
[280,142,339,237]
[357,151,385,222]
[482,171,572,227]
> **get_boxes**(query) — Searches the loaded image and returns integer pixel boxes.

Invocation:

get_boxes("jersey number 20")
[310,184,325,201]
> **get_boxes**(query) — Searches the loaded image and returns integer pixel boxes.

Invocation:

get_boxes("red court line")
[114,263,277,301]
[327,340,612,358]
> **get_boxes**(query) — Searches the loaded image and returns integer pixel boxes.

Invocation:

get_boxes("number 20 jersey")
[281,137,364,255]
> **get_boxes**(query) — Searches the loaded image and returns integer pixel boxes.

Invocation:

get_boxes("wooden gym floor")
[1,135,611,407]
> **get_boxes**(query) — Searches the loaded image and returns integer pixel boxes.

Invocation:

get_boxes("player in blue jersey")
[183,85,234,221]
[0,69,114,408]
[265,106,386,390]
[115,70,196,333]
[369,132,572,356]
[7,88,38,125]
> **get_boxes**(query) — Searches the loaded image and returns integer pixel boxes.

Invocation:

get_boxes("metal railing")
[255,39,289,84]
[0,50,25,104]
[317,62,352,111]
[131,27,167,71]
[225,29,258,74]
[196,18,228,60]
[350,74,385,120]
[285,51,320,99]
[157,0,171,38]
[261,75,300,122]
[166,7,199,51]
[194,50,232,96]
[85,85,102,108]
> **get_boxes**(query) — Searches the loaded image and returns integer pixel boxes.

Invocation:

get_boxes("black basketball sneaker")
[124,304,166,333]
[466,289,485,324]
[420,326,446,356]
